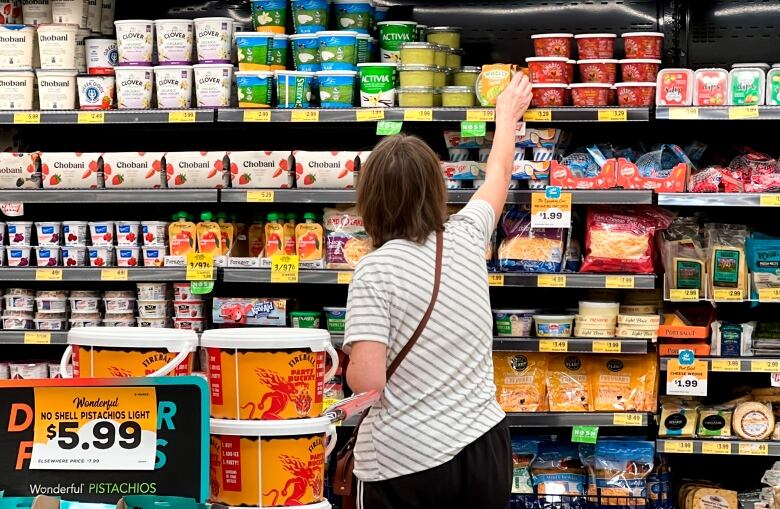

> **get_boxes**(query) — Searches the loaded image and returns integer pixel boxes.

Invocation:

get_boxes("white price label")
[531,187,572,229]
[666,358,708,397]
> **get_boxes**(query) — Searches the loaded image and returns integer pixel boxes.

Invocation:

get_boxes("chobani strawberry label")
[0,152,39,189]
[292,151,358,189]
[101,152,165,188]
[164,151,227,188]
[38,152,101,189]
[226,151,293,188]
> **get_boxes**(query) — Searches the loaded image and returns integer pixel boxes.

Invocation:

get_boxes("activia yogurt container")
[85,36,118,75]
[37,23,77,69]
[114,19,154,66]
[356,62,396,107]
[0,25,35,69]
[289,33,319,72]
[155,19,193,65]
[77,74,114,109]
[235,31,272,71]
[194,17,232,64]
[333,0,371,33]
[0,70,34,110]
[154,64,192,109]
[114,65,153,109]
[235,70,273,108]
[317,70,355,108]
[275,70,314,108]
[193,63,232,107]
[291,0,329,34]
[378,21,416,62]
[250,0,286,34]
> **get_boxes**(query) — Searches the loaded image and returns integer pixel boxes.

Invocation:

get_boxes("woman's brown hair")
[357,134,448,248]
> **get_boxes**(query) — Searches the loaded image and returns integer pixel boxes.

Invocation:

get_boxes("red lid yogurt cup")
[531,83,569,107]
[574,33,616,59]
[531,33,574,58]
[569,83,612,107]
[615,82,656,107]
[577,59,618,84]
[621,32,664,59]
[525,57,569,84]
[620,59,661,82]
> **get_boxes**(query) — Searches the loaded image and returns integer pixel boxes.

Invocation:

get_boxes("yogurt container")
[87,245,113,267]
[318,30,357,71]
[193,63,232,107]
[86,0,100,33]
[62,220,87,245]
[35,221,60,245]
[5,290,34,311]
[575,33,616,59]
[290,310,321,328]
[99,0,113,35]
[570,83,611,106]
[37,23,77,69]
[140,220,167,245]
[114,65,153,109]
[531,33,573,58]
[316,70,355,108]
[268,33,287,71]
[194,17,232,64]
[235,32,272,71]
[173,300,203,318]
[61,245,85,266]
[116,246,140,267]
[250,0,286,34]
[114,19,154,66]
[136,317,168,328]
[8,221,32,245]
[0,70,34,110]
[69,316,102,327]
[36,317,68,331]
[69,295,99,312]
[578,59,618,84]
[174,317,205,332]
[493,309,537,337]
[137,300,169,319]
[616,82,655,107]
[7,245,31,266]
[356,62,396,107]
[3,314,34,330]
[22,0,52,25]
[378,21,416,62]
[36,292,68,312]
[0,25,35,69]
[694,68,728,106]
[35,246,59,266]
[155,19,193,65]
[115,220,139,245]
[103,296,135,313]
[526,56,569,84]
[531,83,569,106]
[235,70,273,108]
[153,64,192,108]
[622,32,664,59]
[74,27,90,72]
[534,314,575,338]
[136,282,168,301]
[289,33,320,72]
[77,74,114,109]
[85,36,117,74]
[88,220,113,245]
[620,59,661,82]
[291,0,328,33]
[323,306,345,333]
[275,70,314,108]
[333,0,371,34]
[172,282,196,301]
[51,0,86,26]
[36,69,77,109]
[141,245,164,267]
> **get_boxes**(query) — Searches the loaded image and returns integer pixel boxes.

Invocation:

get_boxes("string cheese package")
[498,206,565,272]
[493,352,548,412]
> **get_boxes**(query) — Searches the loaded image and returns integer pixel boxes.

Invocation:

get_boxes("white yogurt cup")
[116,246,140,267]
[61,245,85,266]
[174,317,205,332]
[155,19,193,65]
[74,27,90,72]
[173,300,203,318]
[154,64,192,108]
[103,296,134,313]
[35,246,59,267]
[86,0,100,32]
[88,220,113,245]
[140,220,167,245]
[22,0,53,25]
[35,296,68,312]
[10,362,48,378]
[141,244,164,267]
[6,245,31,267]
[36,69,77,109]
[3,315,34,330]
[136,282,167,300]
[76,74,114,109]
[137,300,169,318]
[5,292,34,311]
[87,245,113,267]
[114,19,153,65]
[136,317,168,328]
[7,221,32,245]
[193,63,232,107]
[193,17,232,64]
[114,65,153,108]
[69,295,99,312]
[62,220,87,245]
[35,220,60,246]
[172,282,195,301]
[0,25,35,69]
[85,36,116,74]
[99,0,113,35]
[36,317,68,331]
[115,220,140,245]
[0,70,34,110]
[51,0,86,26]
[37,23,77,69]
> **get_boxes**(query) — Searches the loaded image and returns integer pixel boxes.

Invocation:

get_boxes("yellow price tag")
[24,331,51,345]
[530,191,572,228]
[13,112,40,124]
[271,254,299,283]
[355,109,385,121]
[593,340,621,353]
[403,109,433,121]
[702,442,731,455]
[597,109,628,122]
[77,111,105,124]
[337,272,353,284]
[668,107,699,120]
[613,413,643,426]
[760,194,780,207]
[487,274,504,286]
[36,268,62,281]
[739,443,768,456]
[752,360,780,373]
[538,274,566,288]
[759,288,780,302]
[605,276,635,289]
[669,289,699,302]
[246,190,275,203]
[101,268,128,281]
[523,109,552,122]
[729,106,760,119]
[662,440,693,454]
[713,288,744,302]
[711,359,741,372]
[168,110,197,122]
[466,109,495,122]
[539,340,568,353]
[186,252,214,281]
[243,110,272,122]
[291,110,320,122]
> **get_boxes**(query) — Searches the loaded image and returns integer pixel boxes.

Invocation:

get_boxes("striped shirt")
[344,199,505,482]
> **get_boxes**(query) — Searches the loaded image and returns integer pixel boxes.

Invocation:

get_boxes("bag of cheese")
[493,352,547,412]
[592,440,655,504]
[588,355,657,412]
[546,354,591,412]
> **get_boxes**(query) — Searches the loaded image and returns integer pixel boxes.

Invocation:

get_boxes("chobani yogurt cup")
[63,220,87,245]
[61,245,86,266]
[74,27,90,72]
[77,74,114,109]
[155,19,193,65]
[193,63,232,107]
[36,69,77,109]
[193,17,232,64]
[35,246,59,267]
[8,221,32,245]
[7,245,31,266]
[85,36,117,74]
[0,70,34,110]
[0,25,35,69]
[154,65,192,108]
[99,0,114,35]
[114,65,153,109]
[22,0,52,25]
[35,221,60,246]
[356,62,396,107]
[114,19,154,66]
[51,0,86,26]
[37,23,77,69]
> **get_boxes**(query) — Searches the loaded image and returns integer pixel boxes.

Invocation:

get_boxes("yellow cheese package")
[546,354,591,412]
[588,355,657,412]
[658,400,698,438]
[498,206,565,272]
[493,352,548,412]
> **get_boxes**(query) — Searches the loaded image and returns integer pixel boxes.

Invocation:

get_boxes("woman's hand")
[495,72,532,128]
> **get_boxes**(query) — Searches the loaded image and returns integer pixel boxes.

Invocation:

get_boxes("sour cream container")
[114,19,154,66]
[194,17,232,64]
[193,63,232,107]
[154,64,192,108]
[155,19,193,65]
[85,36,117,74]
[22,0,53,25]
[36,68,77,109]
[37,23,78,70]
[51,0,87,27]
[0,70,34,109]
[0,25,35,69]
[114,65,153,109]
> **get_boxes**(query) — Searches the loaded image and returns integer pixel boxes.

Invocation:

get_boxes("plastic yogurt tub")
[441,86,474,107]
[35,220,60,246]
[88,220,113,245]
[5,290,34,311]
[172,283,195,301]
[36,297,68,313]
[136,317,168,328]
[525,56,569,84]
[37,23,77,69]
[69,316,102,327]
[141,220,167,245]
[194,17,232,64]
[174,317,205,332]
[531,33,573,58]
[36,317,68,331]
[235,32,272,71]
[577,59,618,84]
[22,1,52,25]
[275,70,314,108]
[323,306,346,333]
[616,82,655,107]
[533,314,575,338]
[493,309,537,337]
[193,63,232,107]
[85,36,118,74]
[36,69,77,109]
[289,33,320,72]
[69,295,99,313]
[115,220,140,245]
[114,65,153,109]
[333,0,371,33]
[0,25,35,69]
[87,245,114,267]
[103,317,137,327]
[317,30,358,71]
[619,58,661,82]
[9,362,47,378]
[51,0,87,26]
[155,19,193,65]
[153,65,192,108]
[235,70,273,108]
[290,310,321,328]
[77,74,114,109]
[8,221,32,245]
[141,245,165,267]
[569,83,612,106]
[173,300,204,318]
[621,32,664,59]
[3,314,34,330]
[316,70,356,108]
[62,245,86,266]
[35,246,59,267]
[137,300,169,318]
[136,282,168,301]
[104,296,135,313]
[116,246,140,267]
[114,19,154,65]
[62,221,87,245]
[0,70,34,110]
[574,33,616,59]
[531,83,569,107]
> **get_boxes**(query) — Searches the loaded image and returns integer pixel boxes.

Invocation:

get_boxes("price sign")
[243,110,271,122]
[376,121,403,135]
[605,276,635,289]
[713,288,744,302]
[666,358,708,396]
[337,272,353,284]
[571,425,598,444]
[729,106,759,120]
[668,107,699,120]
[539,340,568,353]
[30,387,157,470]
[760,194,780,207]
[751,360,780,372]
[738,443,768,456]
[24,332,51,345]
[597,109,628,122]
[612,413,643,426]
[246,190,275,203]
[355,109,385,121]
[531,187,572,228]
[185,252,214,281]
[759,288,780,301]
[662,440,693,454]
[13,112,40,124]
[100,268,128,281]
[711,359,741,372]
[702,442,731,455]
[403,109,433,121]
[77,112,105,124]
[168,111,197,123]
[36,268,62,281]
[523,109,552,122]
[461,121,487,137]
[537,274,566,288]
[669,288,699,302]
[291,110,319,122]
[271,254,299,283]
[467,109,495,122]
[593,340,621,353]
[487,274,504,286]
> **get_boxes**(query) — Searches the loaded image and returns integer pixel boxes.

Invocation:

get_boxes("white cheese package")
[734,401,775,441]
[163,151,228,188]
[226,151,293,188]
[101,152,165,189]
[292,150,359,189]
[38,152,101,189]
[0,152,40,189]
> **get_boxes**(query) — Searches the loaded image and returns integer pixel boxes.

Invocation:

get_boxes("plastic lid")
[440,86,474,93]
[427,26,462,33]
[619,59,662,64]
[234,31,273,37]
[323,307,346,312]
[398,86,436,92]
[275,70,315,76]
[621,32,664,37]
[580,300,620,307]
[531,33,574,39]
[568,83,612,88]
[533,314,576,320]
[235,70,274,78]
[200,211,214,222]
[173,211,189,221]
[615,82,656,87]
[290,310,322,317]
[531,83,568,88]
[210,416,332,437]
[286,212,297,221]
[357,62,397,68]
[397,64,437,72]
[574,33,617,38]
[577,59,619,64]
[200,327,331,350]
[266,212,280,222]
[303,212,317,221]
[289,33,319,40]
[67,327,198,351]
[526,56,569,62]
[216,212,228,221]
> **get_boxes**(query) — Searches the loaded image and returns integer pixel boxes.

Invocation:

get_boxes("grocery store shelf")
[506,412,650,427]
[660,357,780,372]
[656,106,780,121]
[657,439,780,456]
[222,269,348,284]
[0,267,210,282]
[0,189,220,203]
[217,107,496,123]
[657,193,779,207]
[524,107,651,123]
[493,338,648,354]
[0,109,214,125]
[0,331,68,345]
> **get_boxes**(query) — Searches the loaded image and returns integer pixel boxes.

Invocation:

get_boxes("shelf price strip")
[702,442,731,455]
[523,109,552,122]
[355,109,385,122]
[668,107,699,120]
[291,110,319,122]
[605,276,635,289]
[100,268,128,281]
[760,195,780,207]
[36,268,62,281]
[77,112,105,124]
[593,340,621,353]
[662,440,693,454]
[487,274,504,286]
[738,443,768,456]
[243,110,271,122]
[751,360,780,373]
[13,112,41,124]
[713,288,743,302]
[612,413,643,426]
[728,106,759,120]
[537,274,566,288]
[669,289,699,302]
[466,109,495,122]
[711,359,740,372]
[597,109,627,122]
[168,111,197,123]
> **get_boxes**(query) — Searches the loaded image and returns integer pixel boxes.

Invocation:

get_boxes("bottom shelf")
[657,438,780,456]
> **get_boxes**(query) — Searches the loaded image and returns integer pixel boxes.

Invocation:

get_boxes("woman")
[343,72,532,509]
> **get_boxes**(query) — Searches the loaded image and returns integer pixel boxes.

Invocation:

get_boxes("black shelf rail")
[0,268,213,282]
[0,190,220,203]
[494,338,649,354]
[659,357,780,373]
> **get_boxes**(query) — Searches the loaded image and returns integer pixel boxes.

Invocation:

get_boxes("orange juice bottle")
[216,212,235,255]
[264,212,284,257]
[284,212,297,255]
[248,213,264,257]
[296,212,323,261]
[196,211,222,255]
[230,213,248,257]
[168,211,196,256]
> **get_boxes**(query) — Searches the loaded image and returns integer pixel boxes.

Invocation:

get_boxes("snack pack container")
[622,32,664,59]
[615,82,655,107]
[531,83,569,107]
[525,56,568,84]
[655,68,693,106]
[577,59,618,84]
[531,33,573,58]
[694,68,728,106]
[574,33,616,59]
[729,67,765,105]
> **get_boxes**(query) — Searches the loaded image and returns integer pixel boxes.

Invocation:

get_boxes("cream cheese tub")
[61,327,198,378]
[36,69,77,109]
[193,63,232,107]
[114,19,154,66]
[37,23,77,69]
[155,18,193,65]
[0,70,34,110]
[154,64,192,108]
[51,0,86,26]
[22,0,52,25]
[85,36,117,74]
[194,17,232,64]
[210,418,335,507]
[114,65,153,108]
[77,74,114,109]
[201,328,339,420]
[0,25,35,69]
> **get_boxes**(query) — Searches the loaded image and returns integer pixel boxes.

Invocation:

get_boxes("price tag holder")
[593,340,621,353]
[758,288,780,302]
[403,109,433,121]
[666,358,708,396]
[100,268,128,281]
[271,254,299,283]
[24,332,51,345]
[612,413,643,426]
[291,110,319,122]
[168,111,197,123]
[14,112,41,124]
[662,440,693,454]
[355,109,385,122]
[711,359,741,372]
[760,194,780,207]
[185,252,214,281]
[751,360,780,373]
[460,121,486,137]
[36,268,62,281]
[487,274,504,287]
[669,289,699,302]
[523,109,552,122]
[571,425,598,444]
[729,106,759,120]
[466,109,495,122]
[77,112,105,124]
[713,288,744,302]
[605,276,635,289]
[243,110,271,122]
[376,121,403,135]
[30,387,157,470]
[246,190,275,203]
[531,186,572,229]
[337,272,353,285]
[738,443,769,456]
[539,340,568,353]
[537,274,566,288]
[702,442,731,455]
[668,107,699,120]
[597,109,628,122]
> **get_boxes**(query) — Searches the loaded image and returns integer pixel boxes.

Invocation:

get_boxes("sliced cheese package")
[493,352,548,412]
[659,401,698,437]
[710,320,755,357]
[706,223,749,294]
[546,354,591,412]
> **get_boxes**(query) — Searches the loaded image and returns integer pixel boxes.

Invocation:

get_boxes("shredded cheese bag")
[588,356,656,411]
[494,352,548,412]
[498,206,565,272]
[547,354,591,412]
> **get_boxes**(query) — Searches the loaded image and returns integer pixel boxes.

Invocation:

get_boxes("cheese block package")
[733,401,775,440]
[585,440,655,502]
[696,407,734,438]
[498,205,565,272]
[546,354,591,412]
[588,355,657,412]
[493,352,548,412]
[705,223,748,293]
[747,233,780,300]
[658,400,698,437]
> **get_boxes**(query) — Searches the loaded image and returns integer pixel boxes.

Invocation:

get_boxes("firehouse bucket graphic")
[209,417,336,507]
[60,327,198,377]
[201,328,339,420]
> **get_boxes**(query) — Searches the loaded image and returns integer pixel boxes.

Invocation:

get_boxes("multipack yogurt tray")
[226,150,293,188]
[101,152,165,188]
[163,151,228,188]
[0,152,40,189]
[38,152,101,189]
[292,150,360,188]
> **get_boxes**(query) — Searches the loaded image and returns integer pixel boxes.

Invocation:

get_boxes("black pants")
[358,417,512,509]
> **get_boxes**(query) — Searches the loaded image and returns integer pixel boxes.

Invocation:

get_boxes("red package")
[581,205,674,274]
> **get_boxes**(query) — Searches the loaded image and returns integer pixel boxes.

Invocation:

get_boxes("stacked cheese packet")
[574,300,619,338]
